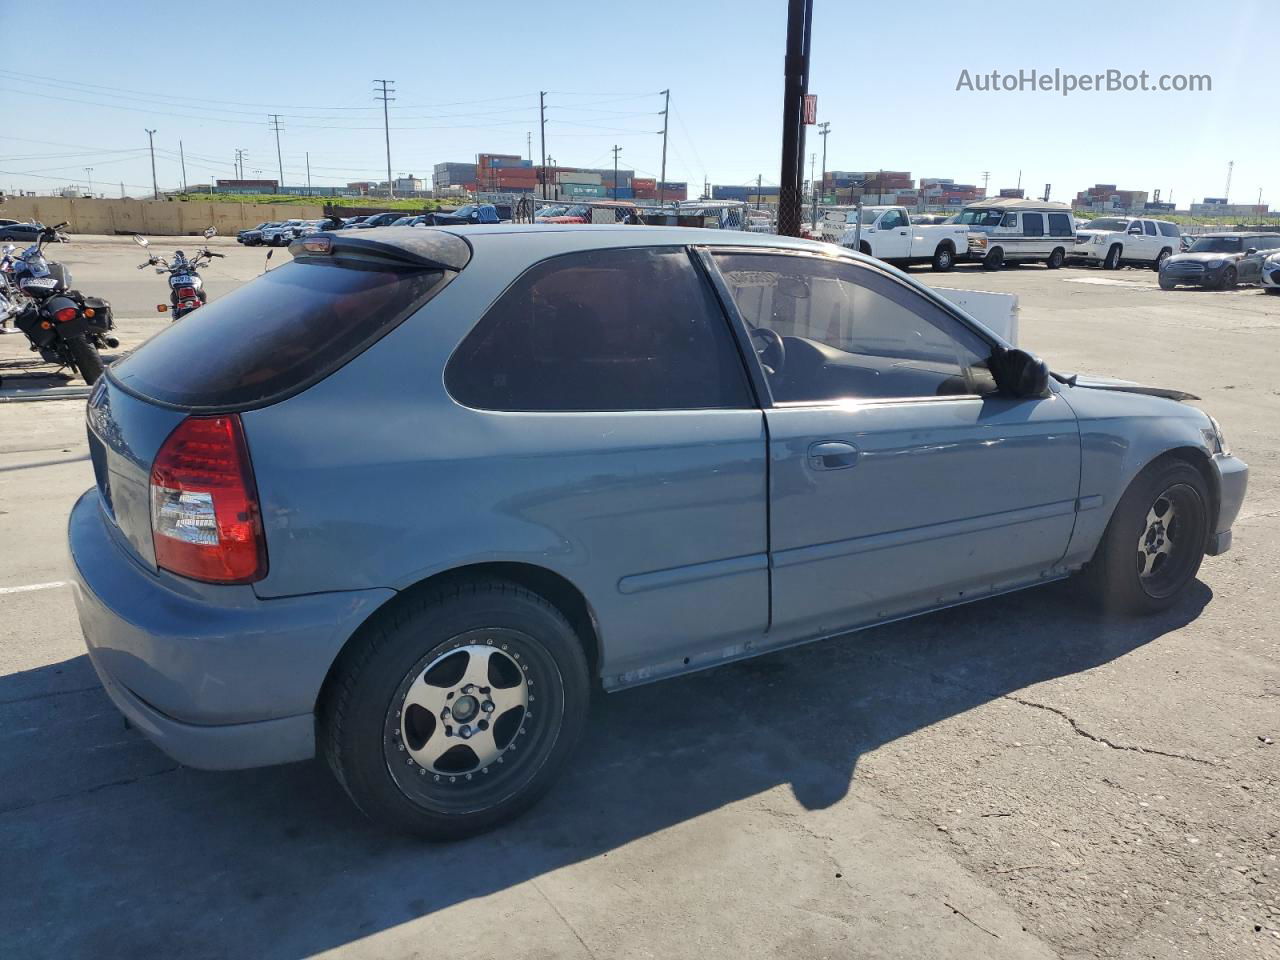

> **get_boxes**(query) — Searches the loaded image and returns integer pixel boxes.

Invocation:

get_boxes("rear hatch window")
[108,256,451,410]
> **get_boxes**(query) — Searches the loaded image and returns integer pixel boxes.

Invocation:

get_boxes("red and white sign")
[802,94,817,125]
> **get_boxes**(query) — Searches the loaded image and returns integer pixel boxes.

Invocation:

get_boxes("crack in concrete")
[530,877,599,960]
[0,764,180,815]
[0,685,102,707]
[1001,695,1219,766]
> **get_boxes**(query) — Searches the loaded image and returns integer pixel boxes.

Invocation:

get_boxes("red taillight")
[54,306,78,323]
[177,286,196,299]
[149,415,266,584]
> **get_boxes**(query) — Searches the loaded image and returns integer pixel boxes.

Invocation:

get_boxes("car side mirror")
[991,347,1050,398]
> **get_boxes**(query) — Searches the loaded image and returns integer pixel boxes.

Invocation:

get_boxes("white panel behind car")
[932,287,1018,345]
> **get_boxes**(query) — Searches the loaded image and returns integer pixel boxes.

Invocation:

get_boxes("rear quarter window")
[109,258,449,410]
[445,246,752,412]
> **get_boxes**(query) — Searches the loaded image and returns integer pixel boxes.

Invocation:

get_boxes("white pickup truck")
[829,206,969,271]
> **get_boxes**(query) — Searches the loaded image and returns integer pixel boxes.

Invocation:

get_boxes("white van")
[955,198,1076,269]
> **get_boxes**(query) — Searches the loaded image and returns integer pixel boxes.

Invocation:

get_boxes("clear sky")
[2,0,1272,207]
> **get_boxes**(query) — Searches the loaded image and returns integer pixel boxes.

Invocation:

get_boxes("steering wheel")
[749,327,785,375]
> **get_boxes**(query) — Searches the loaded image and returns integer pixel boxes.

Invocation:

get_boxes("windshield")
[1083,218,1130,232]
[536,206,568,218]
[1189,237,1243,253]
[453,205,477,217]
[955,209,1003,226]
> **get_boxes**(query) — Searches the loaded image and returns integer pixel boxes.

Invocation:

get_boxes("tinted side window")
[1001,213,1017,228]
[713,253,997,403]
[1158,222,1180,238]
[880,210,905,229]
[1143,220,1158,236]
[1047,213,1073,237]
[1023,213,1044,236]
[446,247,751,412]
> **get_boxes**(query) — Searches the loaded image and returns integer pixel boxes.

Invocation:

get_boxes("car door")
[1140,220,1161,261]
[707,248,1082,639]
[1239,237,1268,281]
[873,208,912,259]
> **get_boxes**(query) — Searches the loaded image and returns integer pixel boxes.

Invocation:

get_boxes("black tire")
[1216,266,1237,291]
[1046,248,1065,269]
[1159,276,1177,291]
[858,241,872,257]
[320,579,590,840]
[1083,459,1209,616]
[1103,244,1122,270]
[1265,287,1280,295]
[1154,248,1171,271]
[982,247,1003,270]
[65,335,103,385]
[931,244,955,272]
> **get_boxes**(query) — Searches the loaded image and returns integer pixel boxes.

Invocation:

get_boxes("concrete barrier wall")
[0,197,324,236]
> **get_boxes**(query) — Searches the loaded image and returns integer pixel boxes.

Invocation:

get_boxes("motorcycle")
[7,222,116,385]
[134,227,222,321]
[0,243,23,329]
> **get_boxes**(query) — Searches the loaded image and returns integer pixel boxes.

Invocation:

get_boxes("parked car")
[1072,216,1183,270]
[1158,233,1280,290]
[70,225,1246,840]
[955,198,1076,269]
[296,220,329,237]
[835,205,969,271]
[237,222,274,246]
[536,201,639,225]
[1261,251,1280,294]
[0,218,21,228]
[340,216,369,229]
[0,221,62,242]
[422,204,507,227]
[356,212,412,229]
[261,220,306,246]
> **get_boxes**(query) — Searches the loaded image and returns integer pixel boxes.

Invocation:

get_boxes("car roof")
[965,197,1071,211]
[1200,232,1270,238]
[434,222,824,249]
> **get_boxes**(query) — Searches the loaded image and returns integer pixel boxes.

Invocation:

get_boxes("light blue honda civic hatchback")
[69,225,1247,838]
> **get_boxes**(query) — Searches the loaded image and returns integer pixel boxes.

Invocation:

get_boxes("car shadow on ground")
[1,577,1210,958]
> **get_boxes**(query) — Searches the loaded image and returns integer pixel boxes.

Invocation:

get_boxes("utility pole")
[527,131,532,162]
[1224,160,1233,202]
[612,145,621,200]
[84,167,94,197]
[373,80,396,198]
[808,152,815,224]
[539,91,548,200]
[777,0,814,237]
[234,148,247,180]
[178,140,188,194]
[119,181,125,199]
[268,114,285,187]
[306,151,311,191]
[658,88,670,205]
[757,173,763,210]
[816,120,830,227]
[145,128,158,199]
[981,170,990,195]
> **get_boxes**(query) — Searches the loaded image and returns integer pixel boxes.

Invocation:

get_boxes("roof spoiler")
[289,226,471,271]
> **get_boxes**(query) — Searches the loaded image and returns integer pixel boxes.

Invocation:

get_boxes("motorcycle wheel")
[66,336,104,385]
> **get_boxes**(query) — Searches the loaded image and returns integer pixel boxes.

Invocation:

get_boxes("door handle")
[807,440,860,470]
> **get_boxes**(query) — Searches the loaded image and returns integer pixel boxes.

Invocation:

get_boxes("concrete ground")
[1,239,1277,960]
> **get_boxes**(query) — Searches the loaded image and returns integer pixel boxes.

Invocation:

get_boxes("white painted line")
[0,581,68,595]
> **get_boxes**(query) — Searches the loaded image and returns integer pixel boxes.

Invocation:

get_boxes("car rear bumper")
[1208,453,1248,555]
[68,488,394,770]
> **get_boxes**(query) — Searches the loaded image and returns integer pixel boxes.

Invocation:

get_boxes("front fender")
[1057,384,1217,567]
